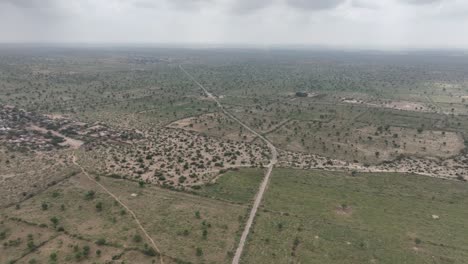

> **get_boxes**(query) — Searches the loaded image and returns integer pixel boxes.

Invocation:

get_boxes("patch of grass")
[4,174,145,250]
[243,169,468,264]
[93,176,247,264]
[194,168,264,204]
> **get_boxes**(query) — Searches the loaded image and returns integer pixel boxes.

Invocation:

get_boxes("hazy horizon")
[0,42,467,53]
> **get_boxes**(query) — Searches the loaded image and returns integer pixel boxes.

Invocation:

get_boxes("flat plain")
[0,47,467,263]
[242,169,468,264]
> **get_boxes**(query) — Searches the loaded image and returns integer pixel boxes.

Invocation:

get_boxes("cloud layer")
[0,0,467,49]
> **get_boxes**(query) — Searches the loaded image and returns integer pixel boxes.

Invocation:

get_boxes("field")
[194,168,265,204]
[242,169,468,264]
[1,168,264,264]
[0,47,467,263]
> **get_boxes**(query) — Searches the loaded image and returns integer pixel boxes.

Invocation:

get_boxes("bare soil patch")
[335,205,353,216]
[342,98,431,112]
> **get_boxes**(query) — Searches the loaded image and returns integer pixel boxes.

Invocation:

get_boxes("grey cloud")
[0,0,467,49]
[0,0,67,19]
[166,0,213,11]
[286,0,346,10]
[230,0,273,14]
[400,0,444,5]
[0,0,57,8]
[133,1,159,9]
[351,0,380,9]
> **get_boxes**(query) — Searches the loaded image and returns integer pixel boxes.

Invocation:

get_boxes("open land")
[0,47,467,263]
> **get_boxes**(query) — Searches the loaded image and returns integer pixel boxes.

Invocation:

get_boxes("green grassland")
[242,169,468,264]
[194,168,264,204]
[99,175,248,264]
[1,169,262,264]
[1,47,468,264]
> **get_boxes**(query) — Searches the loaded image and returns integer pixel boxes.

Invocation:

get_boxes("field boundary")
[72,154,165,264]
[179,64,278,264]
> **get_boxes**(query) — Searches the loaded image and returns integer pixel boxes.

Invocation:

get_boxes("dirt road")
[72,154,164,264]
[180,65,277,264]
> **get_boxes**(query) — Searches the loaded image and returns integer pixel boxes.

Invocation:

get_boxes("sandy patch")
[335,205,353,216]
[44,114,67,119]
[29,125,84,149]
[342,98,431,112]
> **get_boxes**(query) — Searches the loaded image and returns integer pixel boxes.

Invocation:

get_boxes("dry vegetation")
[0,47,467,264]
[1,172,250,264]
[78,128,269,188]
[268,120,465,164]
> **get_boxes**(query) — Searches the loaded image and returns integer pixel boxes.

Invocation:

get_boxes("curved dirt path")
[179,65,277,264]
[72,154,164,264]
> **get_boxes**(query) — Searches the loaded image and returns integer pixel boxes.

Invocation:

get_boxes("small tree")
[96,238,106,245]
[83,245,90,256]
[95,202,103,212]
[143,244,157,256]
[50,217,59,228]
[85,190,96,200]
[49,252,58,262]
[133,234,142,243]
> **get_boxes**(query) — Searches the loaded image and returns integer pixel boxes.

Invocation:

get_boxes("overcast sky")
[0,0,467,49]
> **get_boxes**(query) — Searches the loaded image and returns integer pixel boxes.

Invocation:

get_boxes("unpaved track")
[180,65,277,264]
[72,154,164,264]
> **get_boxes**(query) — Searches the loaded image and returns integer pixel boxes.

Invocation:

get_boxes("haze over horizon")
[0,0,467,50]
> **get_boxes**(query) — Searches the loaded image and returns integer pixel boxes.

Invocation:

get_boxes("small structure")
[295,91,308,97]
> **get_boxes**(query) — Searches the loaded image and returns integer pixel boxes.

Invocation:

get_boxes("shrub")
[50,217,59,228]
[133,234,142,243]
[85,190,96,200]
[96,238,106,245]
[95,202,103,212]
[143,244,157,256]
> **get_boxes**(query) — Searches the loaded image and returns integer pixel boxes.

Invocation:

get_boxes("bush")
[143,244,157,256]
[95,238,106,245]
[133,234,142,243]
[457,175,466,181]
[95,202,103,212]
[0,231,6,240]
[50,217,59,228]
[85,190,96,200]
[83,245,90,256]
[49,252,57,261]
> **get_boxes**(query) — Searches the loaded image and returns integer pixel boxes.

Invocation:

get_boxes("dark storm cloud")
[286,0,346,10]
